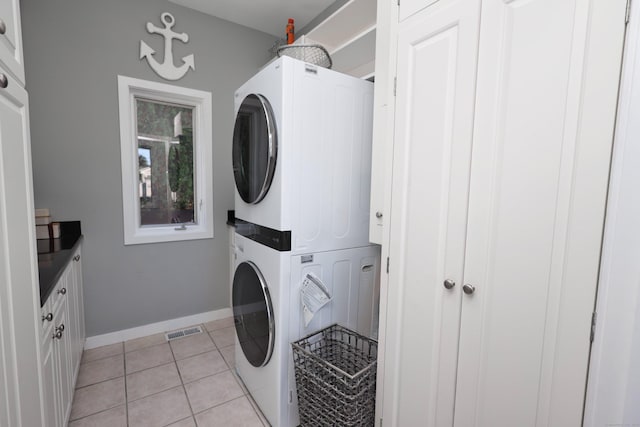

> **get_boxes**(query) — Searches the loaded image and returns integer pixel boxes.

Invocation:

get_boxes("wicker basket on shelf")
[276,44,333,69]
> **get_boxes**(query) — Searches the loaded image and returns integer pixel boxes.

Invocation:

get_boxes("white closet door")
[0,76,42,426]
[382,0,480,425]
[398,0,440,22]
[584,0,640,422]
[454,0,626,426]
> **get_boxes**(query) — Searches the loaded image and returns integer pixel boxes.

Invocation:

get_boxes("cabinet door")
[67,251,83,380]
[369,0,397,245]
[72,248,85,364]
[454,0,626,425]
[0,0,24,84]
[51,305,68,427]
[0,253,18,427]
[381,0,480,425]
[56,270,73,425]
[0,67,42,426]
[40,321,59,427]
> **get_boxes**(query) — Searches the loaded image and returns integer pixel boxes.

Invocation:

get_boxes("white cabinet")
[0,74,29,427]
[40,246,85,427]
[0,0,24,84]
[68,250,85,376]
[0,62,42,427]
[382,2,480,424]
[368,0,396,244]
[40,321,57,427]
[0,0,44,425]
[376,0,627,425]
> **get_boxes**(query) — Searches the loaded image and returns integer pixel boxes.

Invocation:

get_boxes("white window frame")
[117,75,213,245]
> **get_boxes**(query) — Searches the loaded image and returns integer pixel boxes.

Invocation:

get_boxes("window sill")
[124,224,213,245]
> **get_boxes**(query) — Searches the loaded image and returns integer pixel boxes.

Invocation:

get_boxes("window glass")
[135,99,195,226]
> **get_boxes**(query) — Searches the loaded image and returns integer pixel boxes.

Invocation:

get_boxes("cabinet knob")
[375,211,383,219]
[53,324,65,339]
[0,19,5,35]
[42,312,53,322]
[58,287,67,295]
[443,279,456,290]
[463,284,476,295]
[0,74,7,89]
[73,255,80,262]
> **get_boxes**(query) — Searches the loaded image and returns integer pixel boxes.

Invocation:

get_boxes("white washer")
[232,233,380,427]
[286,245,381,426]
[232,56,374,254]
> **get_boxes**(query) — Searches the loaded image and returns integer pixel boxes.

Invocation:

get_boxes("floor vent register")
[165,326,203,341]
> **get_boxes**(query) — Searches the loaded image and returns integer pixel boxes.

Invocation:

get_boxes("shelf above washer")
[298,0,377,78]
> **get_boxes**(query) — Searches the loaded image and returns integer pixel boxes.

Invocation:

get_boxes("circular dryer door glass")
[232,94,278,204]
[232,261,275,367]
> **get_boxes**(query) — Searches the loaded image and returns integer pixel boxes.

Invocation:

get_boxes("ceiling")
[169,0,337,38]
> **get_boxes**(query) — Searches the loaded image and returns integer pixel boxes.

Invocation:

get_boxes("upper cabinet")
[300,0,376,78]
[0,0,24,85]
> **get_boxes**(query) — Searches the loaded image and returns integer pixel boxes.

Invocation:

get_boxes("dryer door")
[232,261,275,367]
[232,94,278,204]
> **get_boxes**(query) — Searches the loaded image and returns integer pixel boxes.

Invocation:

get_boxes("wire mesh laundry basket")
[292,324,378,426]
[277,44,333,69]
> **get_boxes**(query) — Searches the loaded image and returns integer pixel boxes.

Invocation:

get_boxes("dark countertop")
[227,209,236,226]
[38,221,82,307]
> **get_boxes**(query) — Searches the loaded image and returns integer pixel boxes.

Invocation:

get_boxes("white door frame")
[583,3,640,425]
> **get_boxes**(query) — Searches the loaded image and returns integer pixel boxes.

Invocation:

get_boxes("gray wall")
[21,0,276,336]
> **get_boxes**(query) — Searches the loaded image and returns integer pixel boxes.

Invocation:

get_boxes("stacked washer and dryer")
[230,56,380,427]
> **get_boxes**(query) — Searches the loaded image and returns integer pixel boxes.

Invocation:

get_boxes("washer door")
[232,261,275,367]
[232,94,278,204]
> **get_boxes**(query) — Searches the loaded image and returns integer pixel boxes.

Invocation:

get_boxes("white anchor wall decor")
[140,12,195,81]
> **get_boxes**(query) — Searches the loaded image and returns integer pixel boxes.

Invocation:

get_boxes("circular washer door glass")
[232,94,278,204]
[232,261,275,367]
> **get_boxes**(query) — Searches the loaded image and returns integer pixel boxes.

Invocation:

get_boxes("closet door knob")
[0,74,7,89]
[443,279,455,290]
[463,284,476,295]
[0,19,6,35]
[375,211,383,219]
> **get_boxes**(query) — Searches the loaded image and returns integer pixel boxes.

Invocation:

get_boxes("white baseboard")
[84,307,233,350]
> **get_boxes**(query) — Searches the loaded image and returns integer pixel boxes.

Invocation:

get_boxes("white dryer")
[232,231,380,427]
[232,56,374,254]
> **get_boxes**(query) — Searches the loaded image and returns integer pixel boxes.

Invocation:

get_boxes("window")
[118,76,213,245]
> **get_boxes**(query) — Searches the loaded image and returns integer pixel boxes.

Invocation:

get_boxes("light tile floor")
[69,317,271,427]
